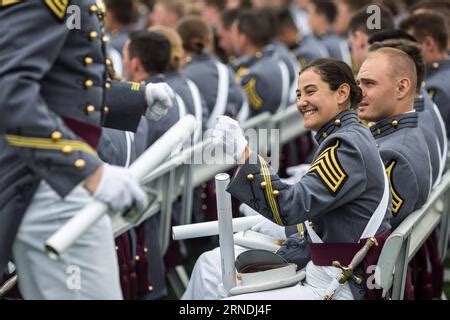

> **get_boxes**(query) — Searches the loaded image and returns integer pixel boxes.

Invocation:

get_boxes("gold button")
[115,246,119,251]
[376,128,381,135]
[322,132,328,139]
[260,181,267,189]
[255,51,262,59]
[62,145,73,154]
[201,183,207,188]
[89,31,98,40]
[89,5,98,14]
[392,120,399,127]
[144,247,149,253]
[85,79,94,88]
[84,56,94,65]
[334,119,341,126]
[135,255,140,261]
[432,62,439,69]
[103,106,109,113]
[105,82,111,89]
[201,204,208,210]
[105,58,112,66]
[309,221,315,228]
[51,131,62,141]
[247,174,254,181]
[201,193,207,199]
[148,286,154,292]
[74,159,86,169]
[86,105,95,113]
[273,190,279,197]
[102,35,109,43]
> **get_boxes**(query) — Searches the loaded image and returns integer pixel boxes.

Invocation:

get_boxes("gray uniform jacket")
[425,60,450,139]
[184,53,246,122]
[371,112,432,228]
[165,70,209,131]
[0,0,147,271]
[227,110,391,298]
[232,45,284,116]
[294,34,330,68]
[415,95,444,186]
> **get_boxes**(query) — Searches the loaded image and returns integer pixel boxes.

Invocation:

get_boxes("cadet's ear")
[422,36,435,53]
[336,83,350,105]
[130,57,143,74]
[396,77,412,99]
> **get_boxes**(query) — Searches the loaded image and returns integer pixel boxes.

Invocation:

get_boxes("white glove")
[145,82,175,121]
[212,116,248,162]
[239,203,259,217]
[92,164,148,214]
[251,217,287,240]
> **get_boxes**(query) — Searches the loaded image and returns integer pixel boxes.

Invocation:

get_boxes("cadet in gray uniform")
[400,12,450,141]
[123,30,185,299]
[307,0,349,62]
[149,25,208,142]
[185,59,391,300]
[357,48,432,228]
[104,0,139,55]
[274,7,329,69]
[0,1,173,299]
[262,7,300,106]
[368,39,444,188]
[232,11,284,117]
[177,16,248,127]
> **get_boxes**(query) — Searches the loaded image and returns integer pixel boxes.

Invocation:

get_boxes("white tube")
[45,115,197,259]
[172,215,264,240]
[215,173,236,293]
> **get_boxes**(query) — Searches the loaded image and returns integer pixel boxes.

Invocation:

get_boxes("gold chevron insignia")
[243,78,263,111]
[44,0,69,20]
[385,160,404,215]
[130,82,141,91]
[235,66,249,82]
[307,140,347,195]
[1,0,22,7]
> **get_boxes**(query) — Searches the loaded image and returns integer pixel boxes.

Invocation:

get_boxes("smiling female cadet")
[185,59,392,300]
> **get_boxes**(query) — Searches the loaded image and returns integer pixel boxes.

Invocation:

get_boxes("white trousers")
[12,181,122,300]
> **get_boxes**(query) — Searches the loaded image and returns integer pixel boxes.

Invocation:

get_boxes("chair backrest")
[375,171,450,299]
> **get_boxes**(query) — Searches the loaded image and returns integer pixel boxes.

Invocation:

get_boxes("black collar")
[414,95,425,112]
[370,112,418,139]
[314,110,359,145]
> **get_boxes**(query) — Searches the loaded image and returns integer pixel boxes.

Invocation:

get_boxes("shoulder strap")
[206,62,230,129]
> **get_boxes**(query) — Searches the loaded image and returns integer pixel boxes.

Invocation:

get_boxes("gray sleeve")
[103,80,146,132]
[227,137,367,226]
[381,149,420,228]
[0,1,100,197]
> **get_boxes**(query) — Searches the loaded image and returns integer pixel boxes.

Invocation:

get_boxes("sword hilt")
[332,237,378,285]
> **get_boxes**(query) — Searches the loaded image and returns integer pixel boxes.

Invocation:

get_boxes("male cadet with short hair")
[122,30,182,300]
[368,37,446,189]
[104,0,139,55]
[0,1,174,299]
[357,47,432,228]
[261,7,300,107]
[230,10,285,116]
[307,0,350,62]
[275,7,330,69]
[348,4,394,73]
[400,12,450,142]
